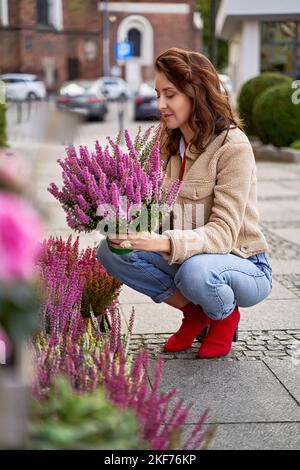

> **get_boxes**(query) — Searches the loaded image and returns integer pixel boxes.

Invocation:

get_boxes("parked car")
[134,82,161,121]
[97,76,130,101]
[0,73,47,101]
[56,80,108,121]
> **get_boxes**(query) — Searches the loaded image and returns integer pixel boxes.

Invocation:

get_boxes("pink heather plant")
[0,193,43,282]
[33,236,212,450]
[34,300,211,450]
[37,235,122,333]
[48,125,182,235]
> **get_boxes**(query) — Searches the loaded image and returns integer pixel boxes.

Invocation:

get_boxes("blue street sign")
[115,42,133,60]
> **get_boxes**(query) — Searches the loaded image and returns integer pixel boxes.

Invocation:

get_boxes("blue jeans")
[96,239,273,321]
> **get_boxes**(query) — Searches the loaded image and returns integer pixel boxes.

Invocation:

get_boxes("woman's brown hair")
[154,47,243,157]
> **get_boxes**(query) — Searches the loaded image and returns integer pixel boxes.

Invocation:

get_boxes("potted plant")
[48,126,182,254]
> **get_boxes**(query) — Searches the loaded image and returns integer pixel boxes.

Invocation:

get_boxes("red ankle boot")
[197,306,240,358]
[163,302,211,352]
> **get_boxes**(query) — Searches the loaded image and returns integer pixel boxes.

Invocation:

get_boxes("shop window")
[261,21,300,79]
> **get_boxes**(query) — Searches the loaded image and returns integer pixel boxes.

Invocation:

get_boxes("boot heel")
[233,327,238,342]
[196,326,210,342]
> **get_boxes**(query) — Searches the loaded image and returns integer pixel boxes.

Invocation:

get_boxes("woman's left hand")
[107,232,171,253]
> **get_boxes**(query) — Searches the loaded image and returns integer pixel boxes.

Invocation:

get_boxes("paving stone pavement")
[127,330,300,362]
[11,103,300,450]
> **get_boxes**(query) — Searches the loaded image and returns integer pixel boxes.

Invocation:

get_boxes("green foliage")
[0,280,40,341]
[252,83,300,147]
[238,73,292,135]
[290,139,300,149]
[29,376,148,450]
[0,104,8,148]
[197,0,228,71]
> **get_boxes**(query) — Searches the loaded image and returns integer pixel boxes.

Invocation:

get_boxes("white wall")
[227,21,260,105]
[238,21,260,91]
[49,0,64,31]
[0,0,9,26]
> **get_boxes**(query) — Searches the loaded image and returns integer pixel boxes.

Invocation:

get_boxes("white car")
[0,73,47,101]
[97,76,130,101]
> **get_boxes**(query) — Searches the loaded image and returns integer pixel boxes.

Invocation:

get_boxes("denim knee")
[96,238,126,272]
[96,238,111,268]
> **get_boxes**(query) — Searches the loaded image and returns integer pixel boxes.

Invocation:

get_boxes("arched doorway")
[117,15,154,94]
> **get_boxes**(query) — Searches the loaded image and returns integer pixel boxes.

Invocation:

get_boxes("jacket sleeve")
[161,141,255,264]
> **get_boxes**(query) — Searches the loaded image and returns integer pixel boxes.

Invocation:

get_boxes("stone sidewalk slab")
[258,181,300,199]
[182,423,300,450]
[256,161,300,179]
[239,300,300,330]
[149,360,300,424]
[120,299,300,334]
[119,285,154,304]
[267,280,298,300]
[270,260,300,274]
[258,200,300,223]
[264,359,300,404]
[270,228,300,246]
[120,303,182,334]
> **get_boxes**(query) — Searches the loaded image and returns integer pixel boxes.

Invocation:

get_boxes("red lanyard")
[179,141,188,181]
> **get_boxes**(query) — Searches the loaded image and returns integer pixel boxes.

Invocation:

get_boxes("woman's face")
[154,71,192,132]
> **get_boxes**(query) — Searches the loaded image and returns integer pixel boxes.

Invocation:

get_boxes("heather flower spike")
[48,126,182,235]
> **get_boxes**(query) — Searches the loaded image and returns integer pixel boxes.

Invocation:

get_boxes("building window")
[261,21,300,79]
[128,28,141,57]
[37,0,50,25]
[84,40,97,61]
[25,36,33,53]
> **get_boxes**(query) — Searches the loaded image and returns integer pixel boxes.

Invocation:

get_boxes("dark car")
[56,80,108,121]
[134,82,161,121]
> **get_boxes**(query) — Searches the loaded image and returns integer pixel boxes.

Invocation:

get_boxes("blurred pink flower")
[0,193,43,282]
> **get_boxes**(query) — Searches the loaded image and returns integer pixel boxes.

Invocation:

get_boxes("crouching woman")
[96,47,272,358]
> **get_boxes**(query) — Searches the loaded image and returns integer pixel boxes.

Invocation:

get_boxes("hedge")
[238,73,292,136]
[252,83,300,147]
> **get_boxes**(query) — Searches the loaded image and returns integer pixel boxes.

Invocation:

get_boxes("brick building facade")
[0,0,202,92]
[104,1,202,93]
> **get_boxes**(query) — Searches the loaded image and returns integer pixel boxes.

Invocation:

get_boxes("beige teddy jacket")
[159,127,269,265]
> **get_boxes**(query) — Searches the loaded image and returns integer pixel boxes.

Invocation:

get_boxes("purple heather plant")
[33,236,213,450]
[36,235,122,333]
[34,301,212,450]
[48,125,182,235]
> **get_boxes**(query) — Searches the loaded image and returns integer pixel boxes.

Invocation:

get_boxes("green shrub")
[290,139,300,150]
[238,73,292,135]
[252,82,300,148]
[29,376,148,450]
[0,104,8,148]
